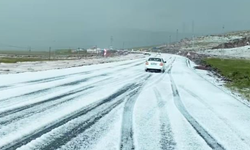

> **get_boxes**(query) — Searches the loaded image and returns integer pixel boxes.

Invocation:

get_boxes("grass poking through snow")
[204,58,250,100]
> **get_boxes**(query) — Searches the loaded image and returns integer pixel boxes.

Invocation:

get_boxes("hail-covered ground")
[197,45,250,59]
[1,54,250,150]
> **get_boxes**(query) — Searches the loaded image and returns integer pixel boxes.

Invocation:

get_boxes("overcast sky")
[0,0,250,50]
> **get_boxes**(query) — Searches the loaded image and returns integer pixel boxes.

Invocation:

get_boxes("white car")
[145,57,166,73]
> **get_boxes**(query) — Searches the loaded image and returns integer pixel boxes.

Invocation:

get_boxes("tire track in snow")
[0,75,118,122]
[0,85,95,118]
[0,86,95,125]
[169,74,225,150]
[0,83,140,150]
[144,73,166,89]
[0,61,143,91]
[0,85,8,89]
[120,90,137,150]
[0,75,113,120]
[38,85,142,150]
[37,75,148,150]
[120,75,151,150]
[0,61,143,102]
[0,71,92,91]
[39,98,123,150]
[180,86,250,148]
[0,73,145,127]
[154,88,176,150]
[166,57,175,74]
[0,73,107,103]
[0,70,145,120]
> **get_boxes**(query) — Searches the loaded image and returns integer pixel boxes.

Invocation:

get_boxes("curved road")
[1,54,250,150]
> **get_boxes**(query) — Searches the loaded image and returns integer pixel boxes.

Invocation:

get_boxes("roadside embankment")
[203,58,250,100]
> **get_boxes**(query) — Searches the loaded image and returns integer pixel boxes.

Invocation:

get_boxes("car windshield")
[148,58,162,62]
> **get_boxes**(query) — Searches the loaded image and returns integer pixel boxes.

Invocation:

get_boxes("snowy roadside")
[0,54,145,74]
[197,45,250,59]
[189,60,250,107]
[180,35,243,51]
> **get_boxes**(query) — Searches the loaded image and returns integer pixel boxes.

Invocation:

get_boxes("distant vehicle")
[145,57,166,73]
[144,52,151,56]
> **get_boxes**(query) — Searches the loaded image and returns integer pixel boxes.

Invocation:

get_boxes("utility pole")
[192,21,195,48]
[49,47,51,60]
[28,46,31,56]
[222,25,225,55]
[110,36,113,50]
[183,22,186,38]
[192,21,194,35]
[168,35,172,49]
[77,47,80,58]
[176,29,179,42]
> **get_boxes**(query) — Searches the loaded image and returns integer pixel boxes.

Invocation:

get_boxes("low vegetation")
[0,57,50,63]
[0,49,102,63]
[0,50,51,55]
[204,58,250,100]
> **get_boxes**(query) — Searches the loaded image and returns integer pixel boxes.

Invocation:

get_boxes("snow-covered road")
[1,54,250,150]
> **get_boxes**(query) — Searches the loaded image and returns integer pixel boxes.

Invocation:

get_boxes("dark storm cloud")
[0,0,250,50]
